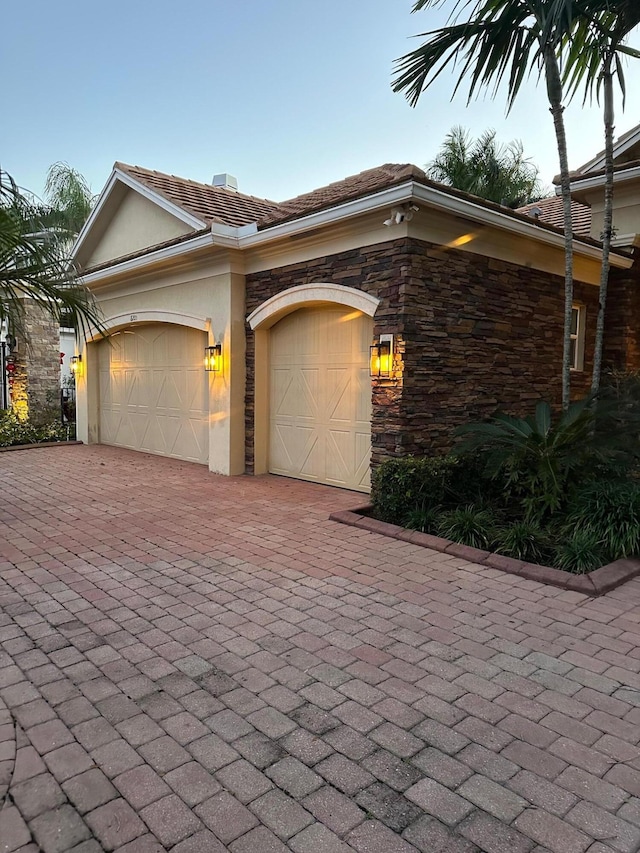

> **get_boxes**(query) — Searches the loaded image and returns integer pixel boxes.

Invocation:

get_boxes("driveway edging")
[330,504,640,596]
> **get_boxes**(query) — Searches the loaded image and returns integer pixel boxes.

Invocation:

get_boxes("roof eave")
[557,164,640,197]
[235,180,632,268]
[82,176,634,283]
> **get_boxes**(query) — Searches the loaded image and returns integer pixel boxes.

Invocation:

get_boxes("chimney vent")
[212,173,238,192]
[527,206,543,220]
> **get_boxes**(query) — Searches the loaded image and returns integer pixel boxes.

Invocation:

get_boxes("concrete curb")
[329,505,640,597]
[0,440,83,453]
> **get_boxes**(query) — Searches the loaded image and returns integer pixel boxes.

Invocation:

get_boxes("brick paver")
[2,446,640,852]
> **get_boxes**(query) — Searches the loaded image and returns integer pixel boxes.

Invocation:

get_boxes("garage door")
[270,307,372,491]
[98,324,209,464]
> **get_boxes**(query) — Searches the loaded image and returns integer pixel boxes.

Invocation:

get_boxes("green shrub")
[493,521,552,564]
[454,397,638,522]
[555,529,605,574]
[565,481,640,559]
[404,504,441,533]
[435,505,497,550]
[371,454,494,525]
[0,410,75,447]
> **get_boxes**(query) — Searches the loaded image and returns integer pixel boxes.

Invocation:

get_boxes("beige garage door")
[270,306,372,491]
[98,324,209,464]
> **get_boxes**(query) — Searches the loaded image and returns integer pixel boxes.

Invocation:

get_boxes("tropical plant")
[565,480,640,558]
[453,397,639,520]
[435,504,498,548]
[427,126,544,207]
[405,503,442,532]
[42,161,95,244]
[0,169,102,342]
[555,528,605,572]
[493,520,552,563]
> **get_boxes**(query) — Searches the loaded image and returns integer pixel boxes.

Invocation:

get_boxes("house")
[71,139,640,493]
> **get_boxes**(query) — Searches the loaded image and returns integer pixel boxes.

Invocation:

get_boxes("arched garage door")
[269,306,372,491]
[98,324,209,464]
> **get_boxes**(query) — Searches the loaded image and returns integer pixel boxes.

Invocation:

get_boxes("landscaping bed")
[330,503,640,596]
[0,409,76,448]
[338,391,640,596]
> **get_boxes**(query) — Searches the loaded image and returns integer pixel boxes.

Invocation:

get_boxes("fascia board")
[611,233,639,248]
[234,183,415,247]
[411,184,632,267]
[81,232,214,286]
[71,171,121,261]
[559,165,640,195]
[233,180,632,268]
[579,126,640,174]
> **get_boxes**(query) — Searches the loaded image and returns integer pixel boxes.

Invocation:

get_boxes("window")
[570,304,585,371]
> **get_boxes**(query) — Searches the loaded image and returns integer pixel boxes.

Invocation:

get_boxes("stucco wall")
[86,190,192,268]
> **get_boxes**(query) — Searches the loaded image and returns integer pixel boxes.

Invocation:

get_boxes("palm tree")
[393,0,580,409]
[562,1,640,393]
[43,161,95,243]
[428,125,544,207]
[0,169,102,343]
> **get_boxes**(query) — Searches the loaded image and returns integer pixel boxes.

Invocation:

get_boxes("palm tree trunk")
[591,58,615,395]
[544,47,574,411]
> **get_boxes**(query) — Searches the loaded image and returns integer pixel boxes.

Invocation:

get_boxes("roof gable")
[84,188,195,270]
[115,163,283,227]
[577,121,640,174]
[73,163,284,271]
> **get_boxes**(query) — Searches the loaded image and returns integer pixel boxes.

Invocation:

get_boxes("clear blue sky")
[3,0,639,204]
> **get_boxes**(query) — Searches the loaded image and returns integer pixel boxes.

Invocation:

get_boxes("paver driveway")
[2,446,640,853]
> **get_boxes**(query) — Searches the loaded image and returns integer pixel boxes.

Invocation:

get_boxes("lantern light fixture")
[204,343,222,372]
[70,355,82,377]
[370,334,394,378]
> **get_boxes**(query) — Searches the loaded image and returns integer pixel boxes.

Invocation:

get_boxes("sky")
[2,0,639,206]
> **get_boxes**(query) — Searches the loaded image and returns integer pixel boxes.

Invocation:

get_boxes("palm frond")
[0,169,104,342]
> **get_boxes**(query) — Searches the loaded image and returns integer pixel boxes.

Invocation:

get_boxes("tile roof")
[115,163,283,228]
[517,196,592,237]
[85,161,615,276]
[257,163,427,228]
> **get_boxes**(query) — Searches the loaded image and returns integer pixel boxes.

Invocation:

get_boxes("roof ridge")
[114,162,282,207]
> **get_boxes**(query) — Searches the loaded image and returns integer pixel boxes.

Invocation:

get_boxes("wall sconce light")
[370,334,394,378]
[204,344,222,372]
[70,355,82,377]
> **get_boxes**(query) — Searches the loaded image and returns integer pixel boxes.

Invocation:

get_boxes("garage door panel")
[354,367,372,422]
[325,429,352,484]
[273,367,319,420]
[326,368,355,423]
[271,423,319,475]
[355,430,372,491]
[99,324,208,464]
[269,307,372,492]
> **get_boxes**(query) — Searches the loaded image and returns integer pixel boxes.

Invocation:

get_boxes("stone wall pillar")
[11,301,60,419]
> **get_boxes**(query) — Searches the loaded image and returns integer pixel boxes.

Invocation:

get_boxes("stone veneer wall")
[603,261,640,373]
[11,301,60,418]
[245,237,624,471]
